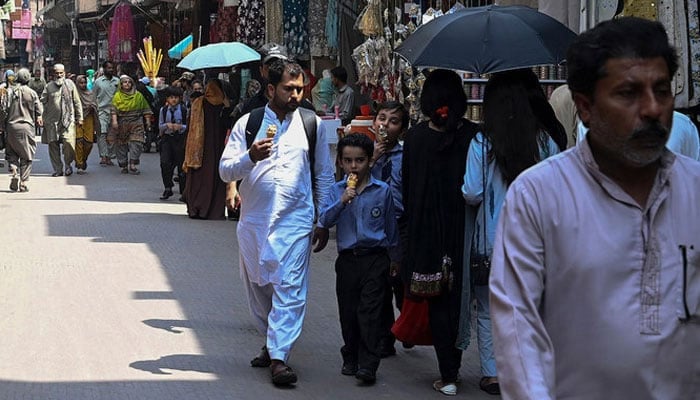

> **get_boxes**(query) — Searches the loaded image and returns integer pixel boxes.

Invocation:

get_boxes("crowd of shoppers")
[2,19,698,399]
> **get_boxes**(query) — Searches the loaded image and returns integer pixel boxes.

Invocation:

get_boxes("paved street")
[0,142,498,399]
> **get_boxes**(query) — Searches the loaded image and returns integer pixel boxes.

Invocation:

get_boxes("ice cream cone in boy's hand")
[346,173,358,189]
[377,124,388,142]
[266,125,277,138]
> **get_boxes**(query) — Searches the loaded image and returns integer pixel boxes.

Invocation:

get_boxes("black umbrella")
[395,5,577,74]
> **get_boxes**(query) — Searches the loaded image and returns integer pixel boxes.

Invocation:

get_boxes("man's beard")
[55,77,65,86]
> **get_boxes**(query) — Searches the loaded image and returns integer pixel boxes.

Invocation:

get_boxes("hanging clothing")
[283,0,309,60]
[309,0,330,57]
[325,0,339,49]
[237,0,266,49]
[265,0,283,45]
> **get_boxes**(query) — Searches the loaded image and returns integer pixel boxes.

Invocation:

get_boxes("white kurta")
[219,106,334,361]
[490,139,700,400]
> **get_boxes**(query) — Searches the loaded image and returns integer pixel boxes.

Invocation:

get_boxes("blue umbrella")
[177,42,260,71]
[395,5,577,74]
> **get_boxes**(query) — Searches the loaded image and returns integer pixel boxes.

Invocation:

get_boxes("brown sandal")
[270,360,297,385]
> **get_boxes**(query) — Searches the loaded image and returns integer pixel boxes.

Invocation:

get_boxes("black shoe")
[355,368,376,384]
[160,189,173,200]
[401,342,415,349]
[341,361,358,376]
[270,361,297,385]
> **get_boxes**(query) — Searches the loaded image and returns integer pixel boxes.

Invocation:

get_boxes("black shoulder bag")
[471,137,491,286]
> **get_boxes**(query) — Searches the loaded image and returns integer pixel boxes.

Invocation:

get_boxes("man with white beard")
[41,63,83,177]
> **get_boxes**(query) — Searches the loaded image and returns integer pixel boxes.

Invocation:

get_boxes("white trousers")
[241,262,309,363]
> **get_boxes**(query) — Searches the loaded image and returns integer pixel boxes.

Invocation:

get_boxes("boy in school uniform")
[158,86,187,200]
[319,133,398,385]
[370,101,410,357]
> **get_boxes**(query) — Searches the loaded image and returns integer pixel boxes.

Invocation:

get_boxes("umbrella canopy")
[177,42,260,71]
[395,5,577,74]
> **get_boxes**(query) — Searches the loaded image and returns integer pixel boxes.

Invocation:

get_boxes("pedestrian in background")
[74,74,99,175]
[93,60,120,166]
[219,59,334,386]
[319,133,398,384]
[401,69,479,397]
[181,78,232,218]
[110,75,152,175]
[490,17,700,399]
[28,69,46,97]
[1,68,42,192]
[41,63,83,177]
[158,86,187,200]
[462,68,560,396]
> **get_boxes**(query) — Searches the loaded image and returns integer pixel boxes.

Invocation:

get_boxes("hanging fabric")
[266,0,283,45]
[308,0,330,57]
[283,0,309,60]
[236,0,265,49]
[108,2,137,62]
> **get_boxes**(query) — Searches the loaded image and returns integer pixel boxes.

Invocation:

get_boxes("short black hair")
[420,69,467,131]
[376,101,409,130]
[338,133,374,159]
[330,66,348,84]
[102,60,114,69]
[567,16,678,98]
[268,59,304,87]
[165,86,183,98]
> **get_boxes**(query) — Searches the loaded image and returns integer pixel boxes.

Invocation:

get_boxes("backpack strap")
[298,107,318,189]
[245,107,265,149]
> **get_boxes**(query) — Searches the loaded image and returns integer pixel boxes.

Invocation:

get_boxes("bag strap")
[245,106,265,149]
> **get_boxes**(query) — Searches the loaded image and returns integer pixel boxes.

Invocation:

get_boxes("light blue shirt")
[319,175,398,258]
[462,132,559,256]
[370,142,403,218]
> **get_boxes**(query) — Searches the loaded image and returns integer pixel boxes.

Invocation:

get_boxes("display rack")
[462,65,568,121]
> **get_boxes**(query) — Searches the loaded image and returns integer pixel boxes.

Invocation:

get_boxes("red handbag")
[391,296,433,345]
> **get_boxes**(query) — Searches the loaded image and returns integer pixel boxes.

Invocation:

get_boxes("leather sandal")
[270,360,297,385]
[250,346,271,368]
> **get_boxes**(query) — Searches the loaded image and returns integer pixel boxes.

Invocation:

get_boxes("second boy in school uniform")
[319,133,398,384]
[370,101,410,356]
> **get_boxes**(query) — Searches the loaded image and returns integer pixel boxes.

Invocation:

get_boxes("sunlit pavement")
[0,142,498,399]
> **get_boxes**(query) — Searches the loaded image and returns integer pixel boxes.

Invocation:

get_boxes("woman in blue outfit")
[462,69,561,396]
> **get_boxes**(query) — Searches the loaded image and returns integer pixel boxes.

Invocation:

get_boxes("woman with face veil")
[182,78,233,219]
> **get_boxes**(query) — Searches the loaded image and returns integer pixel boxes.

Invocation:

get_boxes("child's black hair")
[376,100,409,130]
[338,133,374,159]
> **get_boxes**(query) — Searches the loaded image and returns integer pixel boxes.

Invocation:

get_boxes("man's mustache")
[631,121,669,141]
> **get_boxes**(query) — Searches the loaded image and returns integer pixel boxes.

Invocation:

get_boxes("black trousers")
[159,134,186,193]
[335,249,389,372]
[429,281,463,383]
[379,269,404,347]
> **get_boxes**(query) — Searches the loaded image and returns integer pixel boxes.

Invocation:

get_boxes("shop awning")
[168,34,193,59]
[38,0,72,26]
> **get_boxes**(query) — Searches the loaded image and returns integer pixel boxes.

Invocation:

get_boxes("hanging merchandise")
[236,0,265,49]
[309,0,331,57]
[354,0,382,37]
[108,2,137,63]
[283,0,309,60]
[325,0,339,49]
[266,0,283,45]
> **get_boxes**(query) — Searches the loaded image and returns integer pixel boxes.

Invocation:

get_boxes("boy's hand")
[372,141,387,164]
[249,138,273,162]
[312,227,329,252]
[341,187,357,204]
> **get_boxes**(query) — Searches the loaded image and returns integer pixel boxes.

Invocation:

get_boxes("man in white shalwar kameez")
[490,17,700,400]
[219,59,334,386]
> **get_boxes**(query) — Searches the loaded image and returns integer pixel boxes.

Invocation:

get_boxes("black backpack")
[244,106,318,186]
